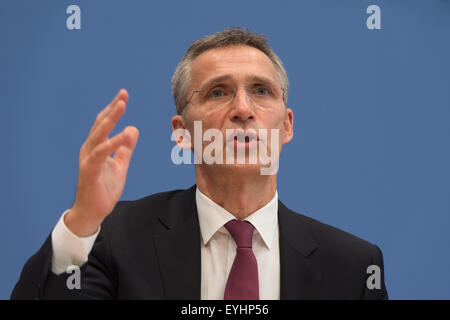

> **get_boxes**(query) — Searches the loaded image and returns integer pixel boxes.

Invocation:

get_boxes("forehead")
[189,45,279,87]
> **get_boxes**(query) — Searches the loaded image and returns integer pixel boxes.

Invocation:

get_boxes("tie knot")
[224,220,255,248]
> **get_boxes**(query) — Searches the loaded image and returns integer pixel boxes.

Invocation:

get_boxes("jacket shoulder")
[280,203,388,299]
[281,202,378,258]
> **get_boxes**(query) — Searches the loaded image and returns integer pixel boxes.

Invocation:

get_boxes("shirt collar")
[196,187,278,249]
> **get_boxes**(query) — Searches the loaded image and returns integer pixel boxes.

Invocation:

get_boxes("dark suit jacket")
[11,185,388,299]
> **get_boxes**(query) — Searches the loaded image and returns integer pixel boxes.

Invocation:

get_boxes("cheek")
[260,110,288,145]
[195,108,228,128]
[259,108,285,130]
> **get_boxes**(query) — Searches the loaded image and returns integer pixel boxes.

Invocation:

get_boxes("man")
[11,28,388,300]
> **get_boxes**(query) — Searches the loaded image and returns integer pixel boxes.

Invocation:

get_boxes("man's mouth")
[227,129,259,148]
[234,135,256,143]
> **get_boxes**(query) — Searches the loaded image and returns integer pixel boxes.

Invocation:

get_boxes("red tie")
[224,219,259,300]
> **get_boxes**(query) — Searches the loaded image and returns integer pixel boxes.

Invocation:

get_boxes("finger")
[100,89,129,122]
[113,126,139,165]
[88,129,131,169]
[85,99,127,154]
[89,89,129,136]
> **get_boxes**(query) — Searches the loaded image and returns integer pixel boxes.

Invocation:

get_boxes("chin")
[216,162,263,175]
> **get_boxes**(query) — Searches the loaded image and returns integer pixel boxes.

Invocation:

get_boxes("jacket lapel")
[153,185,201,299]
[278,201,322,299]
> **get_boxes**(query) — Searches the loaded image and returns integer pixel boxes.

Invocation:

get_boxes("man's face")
[172,45,293,173]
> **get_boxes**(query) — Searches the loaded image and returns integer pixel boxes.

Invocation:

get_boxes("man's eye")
[255,86,269,96]
[209,89,225,98]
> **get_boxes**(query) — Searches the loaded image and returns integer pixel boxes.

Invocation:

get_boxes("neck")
[195,165,277,220]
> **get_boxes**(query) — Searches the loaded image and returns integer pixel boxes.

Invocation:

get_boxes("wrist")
[64,208,102,237]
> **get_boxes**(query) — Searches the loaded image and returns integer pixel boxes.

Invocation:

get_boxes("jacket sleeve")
[10,234,55,299]
[10,223,117,300]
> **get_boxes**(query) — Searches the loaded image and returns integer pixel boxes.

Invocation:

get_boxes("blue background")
[1,0,449,299]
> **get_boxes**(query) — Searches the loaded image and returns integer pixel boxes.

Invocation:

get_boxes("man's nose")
[228,87,255,123]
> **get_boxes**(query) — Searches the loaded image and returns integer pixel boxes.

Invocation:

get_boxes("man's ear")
[281,107,294,144]
[171,115,192,149]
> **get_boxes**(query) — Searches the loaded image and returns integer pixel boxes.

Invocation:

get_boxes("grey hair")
[171,27,290,115]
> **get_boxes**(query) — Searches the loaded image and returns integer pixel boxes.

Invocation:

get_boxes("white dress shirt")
[196,188,280,299]
[51,188,280,299]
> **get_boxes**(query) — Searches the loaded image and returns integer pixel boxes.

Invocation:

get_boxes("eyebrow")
[198,74,280,91]
[247,75,279,87]
[197,75,233,91]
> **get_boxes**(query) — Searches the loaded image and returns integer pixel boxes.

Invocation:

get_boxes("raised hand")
[64,89,139,237]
